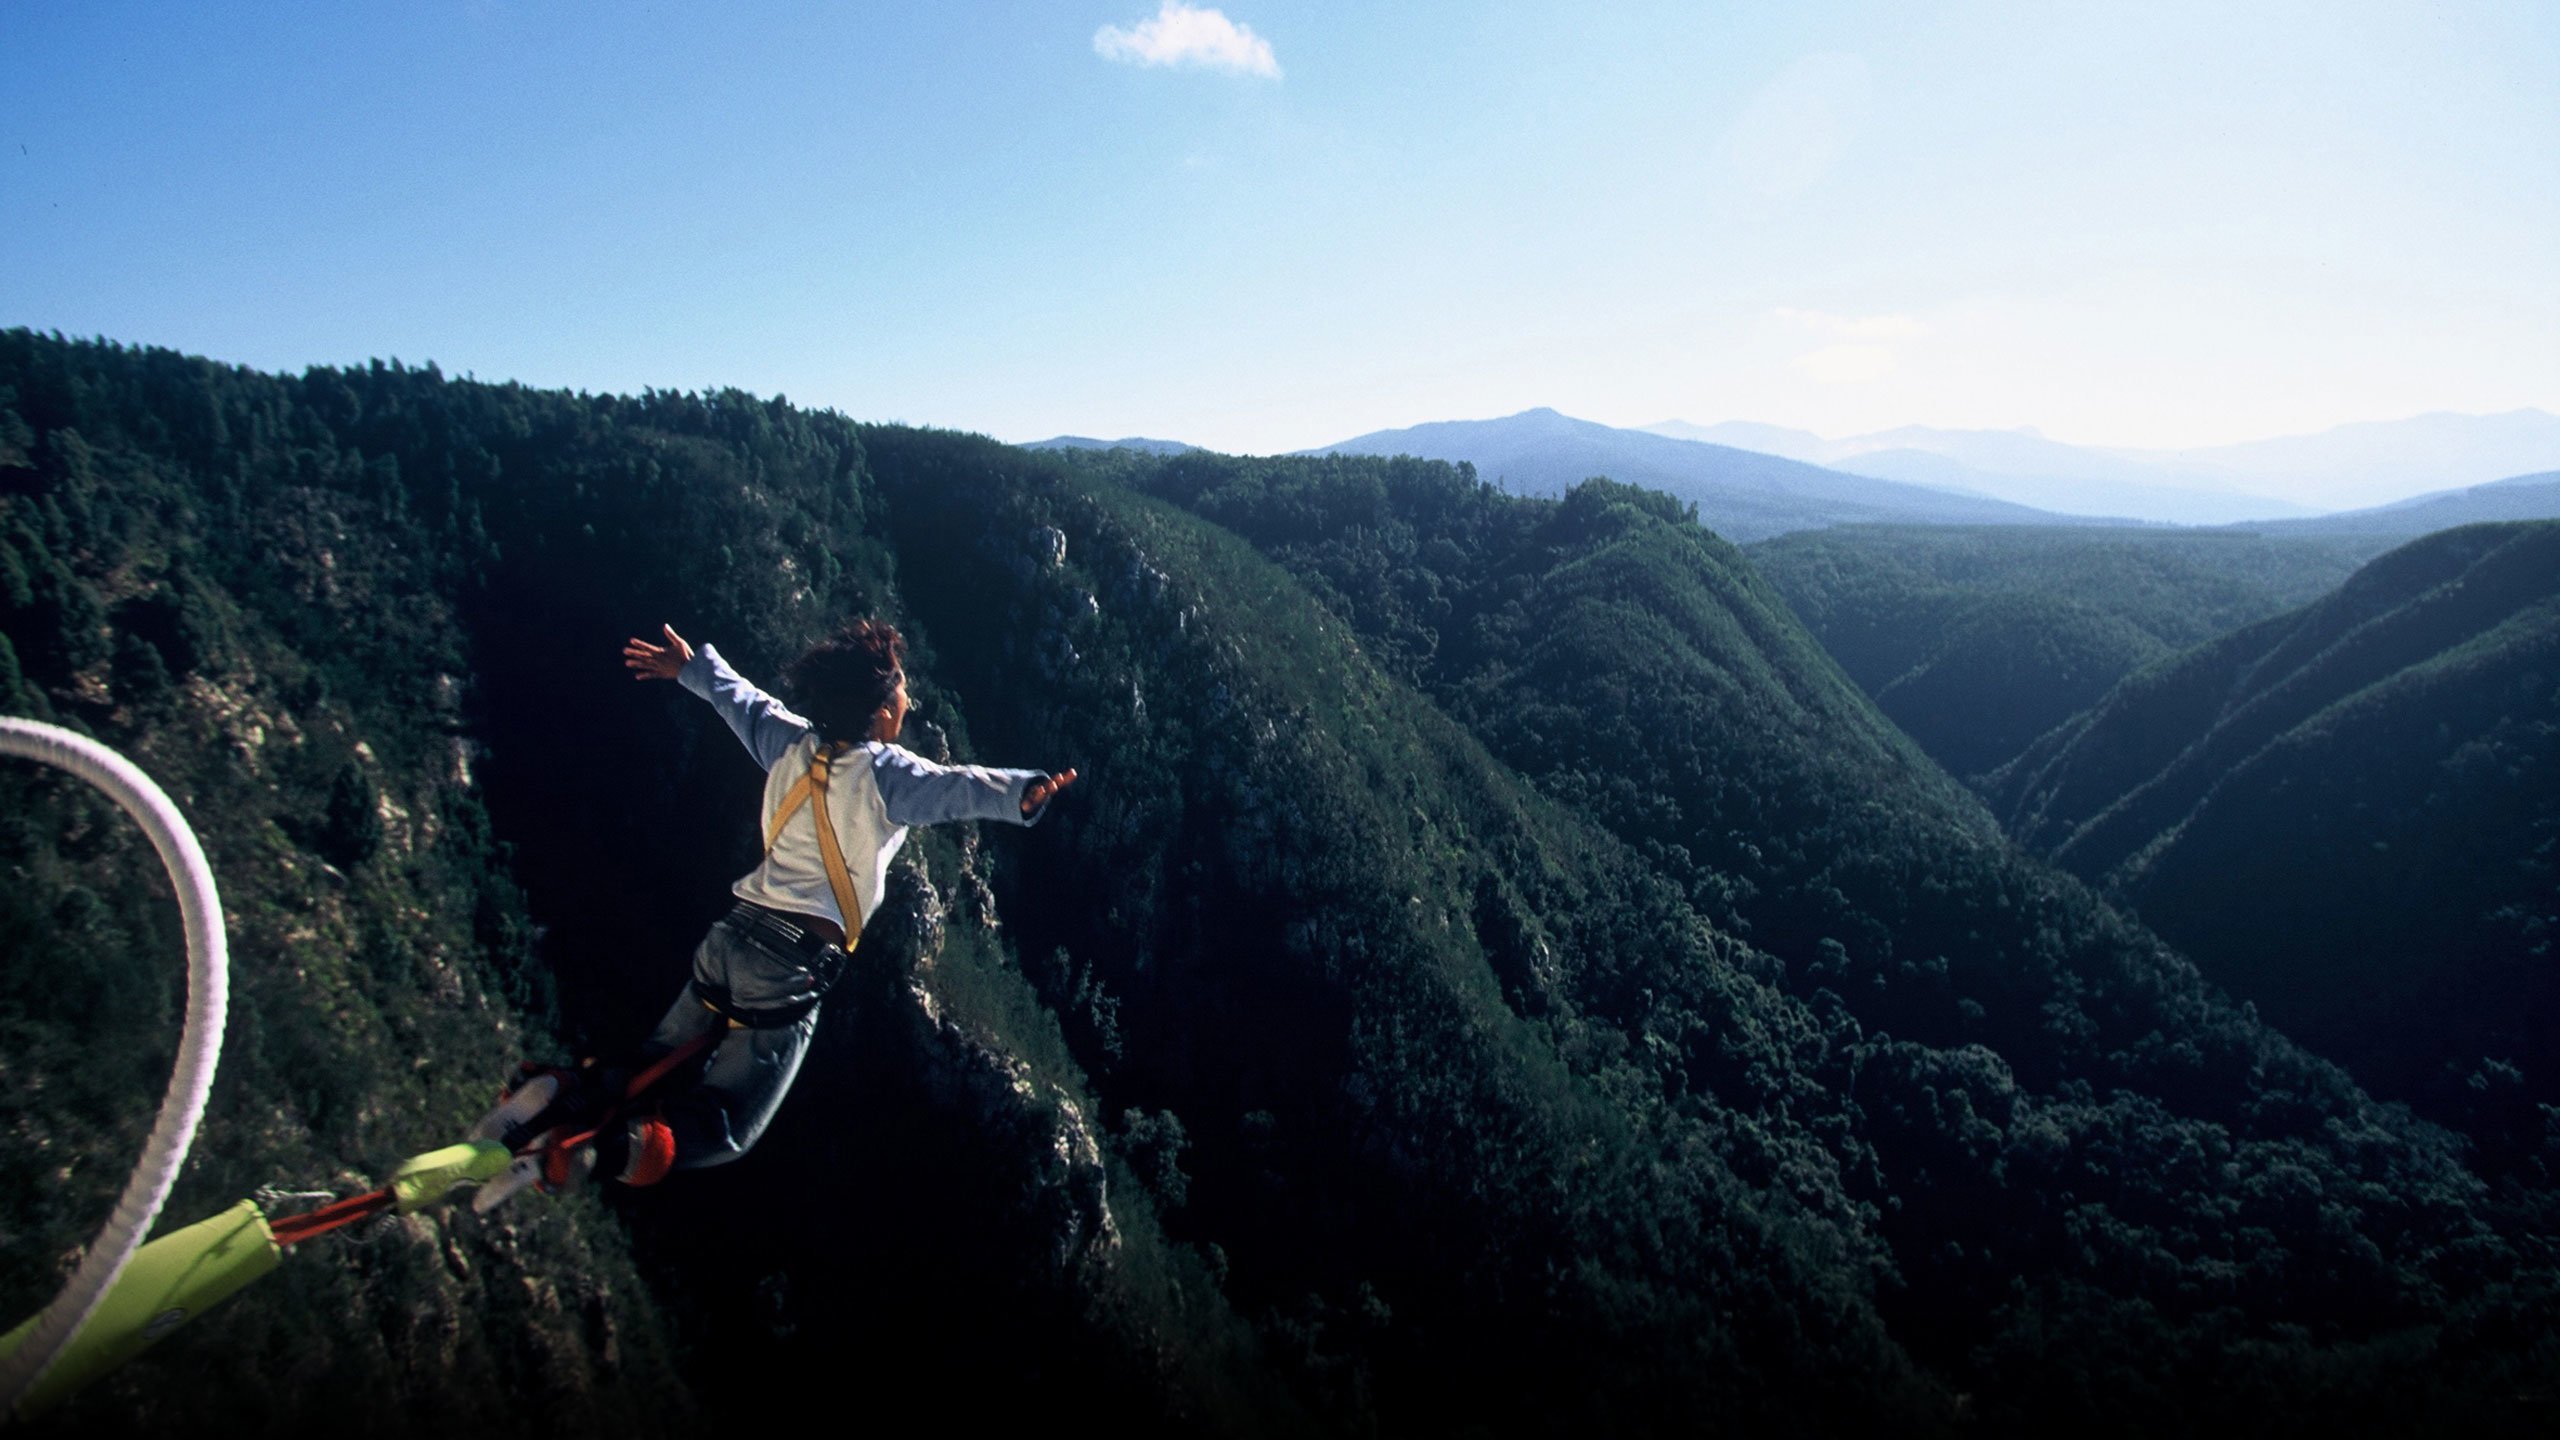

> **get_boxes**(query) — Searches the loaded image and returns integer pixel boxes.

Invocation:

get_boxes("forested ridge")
[1065,444,2560,1430]
[1745,517,2555,1181]
[1745,525,2391,781]
[1986,521,2560,1176]
[2,331,2552,1436]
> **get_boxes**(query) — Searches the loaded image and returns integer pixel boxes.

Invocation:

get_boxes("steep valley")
[2,333,2553,1437]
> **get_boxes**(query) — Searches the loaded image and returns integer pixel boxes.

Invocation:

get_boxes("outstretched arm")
[623,623,811,771]
[874,750,1082,828]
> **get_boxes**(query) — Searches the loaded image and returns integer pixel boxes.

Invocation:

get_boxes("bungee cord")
[0,717,725,1421]
[0,717,230,1420]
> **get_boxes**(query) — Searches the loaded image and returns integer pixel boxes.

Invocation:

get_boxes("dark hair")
[785,618,905,742]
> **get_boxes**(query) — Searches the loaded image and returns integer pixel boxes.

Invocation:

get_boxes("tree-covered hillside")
[0,338,693,1435]
[1087,445,2559,1434]
[4,331,2553,1436]
[1746,525,2388,780]
[1987,522,2560,1170]
[0,331,1268,1437]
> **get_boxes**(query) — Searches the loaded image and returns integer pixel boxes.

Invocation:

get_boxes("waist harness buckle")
[696,903,854,1029]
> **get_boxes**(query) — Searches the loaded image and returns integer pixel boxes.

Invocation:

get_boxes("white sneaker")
[471,1153,548,1214]
[469,1139,601,1215]
[468,1074,561,1145]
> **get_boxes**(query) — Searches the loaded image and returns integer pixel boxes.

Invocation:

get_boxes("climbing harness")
[488,742,878,1193]
[763,740,866,932]
[692,902,852,1028]
[687,742,865,1029]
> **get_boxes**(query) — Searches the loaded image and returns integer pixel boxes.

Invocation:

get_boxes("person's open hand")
[623,624,694,681]
[1022,768,1079,815]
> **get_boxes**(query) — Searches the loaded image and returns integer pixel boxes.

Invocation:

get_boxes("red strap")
[541,1134,589,1190]
[512,1025,725,1187]
[268,1188,397,1246]
[623,1026,721,1100]
[271,1027,727,1240]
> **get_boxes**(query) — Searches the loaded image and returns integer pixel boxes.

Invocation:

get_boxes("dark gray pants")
[642,906,832,1169]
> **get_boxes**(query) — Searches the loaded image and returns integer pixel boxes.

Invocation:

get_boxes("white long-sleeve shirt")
[678,644,1046,931]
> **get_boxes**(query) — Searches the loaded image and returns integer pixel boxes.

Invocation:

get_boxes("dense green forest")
[1071,443,2558,1430]
[1746,525,2391,780]
[1986,521,2560,1173]
[0,342,693,1432]
[3,331,2553,1436]
[0,332,1268,1436]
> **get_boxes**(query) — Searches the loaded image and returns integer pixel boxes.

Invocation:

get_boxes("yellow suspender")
[762,742,863,941]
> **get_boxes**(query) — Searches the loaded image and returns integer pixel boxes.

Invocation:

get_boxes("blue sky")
[6,1,2554,455]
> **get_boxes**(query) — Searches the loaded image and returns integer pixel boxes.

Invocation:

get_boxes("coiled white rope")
[0,718,228,1418]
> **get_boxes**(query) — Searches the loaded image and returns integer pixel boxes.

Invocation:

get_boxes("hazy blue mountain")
[2178,409,2560,509]
[1646,411,2560,519]
[1025,434,1196,456]
[1643,418,1831,462]
[1648,420,2304,524]
[2234,469,2560,538]
[1837,447,2311,524]
[1313,407,2070,540]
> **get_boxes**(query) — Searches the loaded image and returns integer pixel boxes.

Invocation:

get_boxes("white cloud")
[1095,3,1281,78]
[1775,307,1926,341]
[1790,344,1899,384]
[1778,308,1920,384]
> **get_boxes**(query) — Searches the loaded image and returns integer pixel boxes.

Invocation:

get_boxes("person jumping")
[472,617,1077,1208]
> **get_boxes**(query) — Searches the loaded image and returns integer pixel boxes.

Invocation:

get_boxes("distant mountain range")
[2233,469,2560,538]
[1021,410,2560,541]
[1025,434,1196,456]
[1309,407,2076,542]
[1648,409,2560,522]
[1648,418,2299,524]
